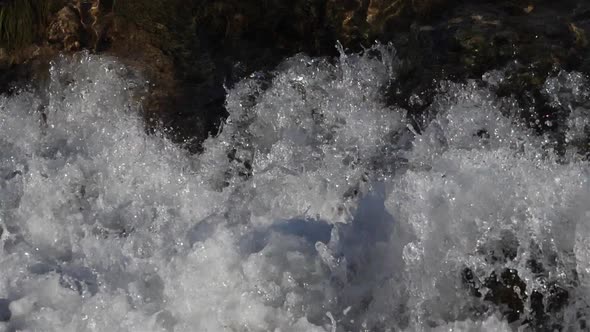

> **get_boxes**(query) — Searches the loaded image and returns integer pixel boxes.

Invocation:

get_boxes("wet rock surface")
[47,6,81,52]
[461,257,576,329]
[380,1,589,137]
[0,299,10,322]
[0,0,588,152]
[114,0,590,153]
[459,223,586,330]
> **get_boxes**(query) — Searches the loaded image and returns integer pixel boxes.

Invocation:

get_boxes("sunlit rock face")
[0,45,589,331]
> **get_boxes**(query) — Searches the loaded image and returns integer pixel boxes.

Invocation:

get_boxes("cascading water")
[0,45,589,331]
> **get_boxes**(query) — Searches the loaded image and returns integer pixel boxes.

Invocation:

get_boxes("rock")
[570,22,588,48]
[460,245,576,329]
[47,6,81,51]
[0,298,10,322]
[2,0,590,153]
[411,0,450,15]
[46,1,115,52]
[72,0,115,51]
[104,17,178,130]
[483,269,527,323]
[373,0,590,159]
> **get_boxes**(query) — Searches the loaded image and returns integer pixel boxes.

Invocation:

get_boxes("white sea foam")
[0,46,588,331]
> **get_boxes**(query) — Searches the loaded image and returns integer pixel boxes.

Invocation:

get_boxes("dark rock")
[47,6,81,51]
[547,282,569,313]
[525,283,571,331]
[0,298,10,322]
[527,290,548,329]
[461,267,482,298]
[483,269,526,323]
[461,260,575,329]
[2,0,590,154]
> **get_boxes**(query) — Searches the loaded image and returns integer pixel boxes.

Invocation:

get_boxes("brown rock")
[569,22,588,48]
[411,0,449,16]
[367,0,407,32]
[72,0,115,51]
[105,17,177,118]
[47,6,81,51]
[326,0,369,44]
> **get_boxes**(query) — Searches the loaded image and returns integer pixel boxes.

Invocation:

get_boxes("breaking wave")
[0,46,589,331]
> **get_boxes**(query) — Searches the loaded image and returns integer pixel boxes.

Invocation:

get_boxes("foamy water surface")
[0,46,589,331]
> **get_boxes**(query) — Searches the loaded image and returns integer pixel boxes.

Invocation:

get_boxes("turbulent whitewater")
[0,46,589,331]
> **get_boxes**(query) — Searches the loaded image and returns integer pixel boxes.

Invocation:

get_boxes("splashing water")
[0,45,589,331]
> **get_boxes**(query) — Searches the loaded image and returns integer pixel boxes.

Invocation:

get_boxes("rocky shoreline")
[0,0,588,152]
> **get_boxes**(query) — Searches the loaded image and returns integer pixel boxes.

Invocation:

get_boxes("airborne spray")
[0,44,589,331]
